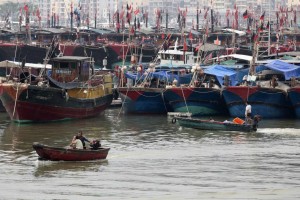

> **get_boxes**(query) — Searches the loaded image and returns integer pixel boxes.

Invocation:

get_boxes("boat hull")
[287,88,300,118]
[175,117,255,132]
[163,87,228,116]
[118,87,172,114]
[0,84,113,122]
[33,143,110,161]
[222,86,293,118]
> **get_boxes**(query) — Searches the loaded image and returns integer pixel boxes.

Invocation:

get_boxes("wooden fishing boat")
[0,56,113,122]
[32,142,110,161]
[172,116,260,132]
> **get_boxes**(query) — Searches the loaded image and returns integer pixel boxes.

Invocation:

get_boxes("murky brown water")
[0,108,300,199]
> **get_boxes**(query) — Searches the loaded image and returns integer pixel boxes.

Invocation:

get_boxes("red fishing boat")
[32,142,110,161]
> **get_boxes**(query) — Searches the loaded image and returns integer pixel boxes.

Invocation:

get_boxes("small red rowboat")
[33,142,110,161]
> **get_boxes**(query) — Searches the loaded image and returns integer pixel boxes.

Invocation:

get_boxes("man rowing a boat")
[75,131,92,149]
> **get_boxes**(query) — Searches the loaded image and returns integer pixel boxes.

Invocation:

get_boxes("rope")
[161,90,168,113]
[180,85,190,114]
[12,83,20,118]
[117,87,129,118]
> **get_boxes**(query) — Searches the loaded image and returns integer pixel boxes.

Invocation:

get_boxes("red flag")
[260,11,265,21]
[134,8,140,15]
[243,10,248,19]
[183,41,188,51]
[226,9,230,18]
[204,8,208,19]
[130,26,134,34]
[189,31,193,40]
[195,42,202,52]
[204,53,212,63]
[161,33,165,39]
[247,28,251,33]
[254,34,258,42]
[24,4,29,12]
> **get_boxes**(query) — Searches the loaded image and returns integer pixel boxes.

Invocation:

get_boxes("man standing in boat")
[245,102,252,124]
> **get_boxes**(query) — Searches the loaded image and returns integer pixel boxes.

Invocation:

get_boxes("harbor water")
[0,108,300,199]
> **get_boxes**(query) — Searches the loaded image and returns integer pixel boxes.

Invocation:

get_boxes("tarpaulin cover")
[264,60,300,80]
[204,65,237,86]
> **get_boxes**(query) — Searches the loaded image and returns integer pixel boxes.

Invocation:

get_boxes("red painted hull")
[33,143,110,161]
[0,84,113,122]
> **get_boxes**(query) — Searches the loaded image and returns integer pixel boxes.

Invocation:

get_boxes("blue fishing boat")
[163,65,238,116]
[223,60,299,118]
[118,65,192,114]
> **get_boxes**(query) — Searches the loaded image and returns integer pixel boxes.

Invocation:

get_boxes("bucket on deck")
[233,117,244,124]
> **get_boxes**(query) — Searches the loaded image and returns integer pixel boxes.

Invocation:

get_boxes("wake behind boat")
[32,142,110,161]
[172,116,261,132]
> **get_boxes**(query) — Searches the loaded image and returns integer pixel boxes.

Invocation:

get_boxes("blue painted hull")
[223,86,294,118]
[118,87,172,114]
[287,88,300,118]
[163,87,228,116]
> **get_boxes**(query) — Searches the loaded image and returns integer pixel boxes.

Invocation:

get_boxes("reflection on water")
[33,159,109,177]
[0,109,300,199]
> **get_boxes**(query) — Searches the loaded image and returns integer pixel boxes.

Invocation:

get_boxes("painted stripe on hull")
[0,86,113,122]
[170,101,227,116]
[120,93,170,114]
[164,87,227,116]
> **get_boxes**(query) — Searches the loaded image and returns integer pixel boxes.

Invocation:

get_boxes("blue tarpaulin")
[264,60,300,80]
[124,71,192,85]
[204,65,237,86]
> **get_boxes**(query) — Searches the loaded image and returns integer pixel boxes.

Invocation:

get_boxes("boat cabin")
[0,60,51,83]
[50,56,94,83]
[158,45,195,66]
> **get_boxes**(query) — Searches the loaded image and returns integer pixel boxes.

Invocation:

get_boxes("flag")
[204,53,213,63]
[247,27,251,33]
[195,43,202,52]
[130,26,134,34]
[24,4,29,12]
[260,11,265,21]
[204,8,208,19]
[134,8,140,15]
[243,10,248,19]
[226,9,230,18]
[253,34,258,41]
[161,33,165,39]
[183,40,188,51]
[189,31,193,40]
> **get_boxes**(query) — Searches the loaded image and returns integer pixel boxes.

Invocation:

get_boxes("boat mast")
[267,0,271,56]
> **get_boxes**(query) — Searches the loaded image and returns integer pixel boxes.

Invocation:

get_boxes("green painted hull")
[174,117,256,132]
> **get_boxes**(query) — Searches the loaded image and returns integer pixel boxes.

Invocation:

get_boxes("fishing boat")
[222,60,298,118]
[118,64,193,114]
[172,116,260,132]
[163,65,239,117]
[0,56,113,122]
[32,142,110,161]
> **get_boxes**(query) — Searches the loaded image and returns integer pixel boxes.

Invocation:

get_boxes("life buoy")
[171,118,177,124]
